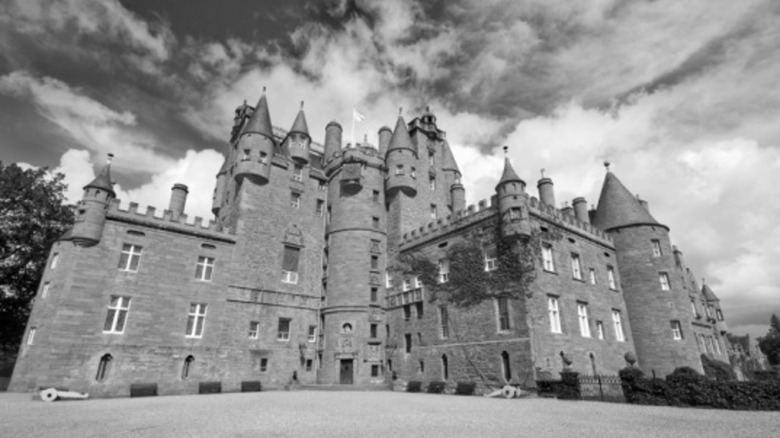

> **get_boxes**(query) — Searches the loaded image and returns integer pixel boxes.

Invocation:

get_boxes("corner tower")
[235,89,275,185]
[71,154,116,247]
[495,149,531,241]
[592,168,702,375]
[320,127,388,385]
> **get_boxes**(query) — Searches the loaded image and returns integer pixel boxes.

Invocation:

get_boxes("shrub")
[427,381,446,394]
[454,382,476,395]
[407,381,422,393]
[701,354,736,381]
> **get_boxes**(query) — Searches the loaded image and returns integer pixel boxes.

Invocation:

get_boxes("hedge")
[620,367,780,410]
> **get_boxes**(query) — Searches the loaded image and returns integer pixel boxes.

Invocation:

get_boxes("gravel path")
[1,391,778,437]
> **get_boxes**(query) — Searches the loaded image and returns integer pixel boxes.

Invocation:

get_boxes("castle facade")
[10,92,731,396]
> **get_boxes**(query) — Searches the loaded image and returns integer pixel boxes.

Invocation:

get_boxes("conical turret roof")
[702,284,720,302]
[386,114,417,155]
[242,90,273,139]
[289,102,310,137]
[496,157,524,189]
[84,154,115,196]
[441,141,460,174]
[592,171,666,232]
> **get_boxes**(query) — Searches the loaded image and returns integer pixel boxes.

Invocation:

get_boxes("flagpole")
[351,109,356,148]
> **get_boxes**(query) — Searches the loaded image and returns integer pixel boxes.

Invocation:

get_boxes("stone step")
[291,383,392,392]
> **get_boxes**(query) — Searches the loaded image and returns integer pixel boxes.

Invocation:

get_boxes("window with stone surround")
[577,303,590,337]
[371,255,379,270]
[373,190,380,203]
[27,327,36,345]
[316,199,324,216]
[103,296,131,334]
[497,297,511,332]
[439,305,449,339]
[442,355,449,380]
[589,268,596,285]
[501,351,512,382]
[607,266,617,290]
[612,309,625,342]
[50,253,59,269]
[548,296,562,333]
[596,321,605,340]
[438,259,449,283]
[370,287,378,302]
[118,244,142,272]
[249,321,260,339]
[281,246,300,284]
[372,216,380,229]
[195,256,214,281]
[403,304,411,321]
[96,354,112,381]
[571,254,582,280]
[182,355,194,380]
[41,282,50,299]
[418,360,425,373]
[277,318,291,341]
[542,245,555,272]
[290,191,301,209]
[403,278,412,291]
[371,364,379,377]
[405,333,412,354]
[671,320,683,340]
[430,204,437,220]
[260,358,268,372]
[659,272,671,290]
[429,177,436,191]
[416,301,424,319]
[185,303,207,338]
[370,324,378,338]
[484,245,498,272]
[652,239,662,257]
[308,325,317,342]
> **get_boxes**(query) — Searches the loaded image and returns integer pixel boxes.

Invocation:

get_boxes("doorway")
[339,359,353,384]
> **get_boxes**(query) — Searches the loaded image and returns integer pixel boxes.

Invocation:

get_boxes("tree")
[0,162,74,352]
[758,314,780,366]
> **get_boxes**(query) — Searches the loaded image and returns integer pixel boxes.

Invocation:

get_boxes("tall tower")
[320,126,387,385]
[592,169,702,375]
[495,150,531,241]
[71,154,116,247]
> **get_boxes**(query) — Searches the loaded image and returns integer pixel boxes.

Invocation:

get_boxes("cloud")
[0,70,175,175]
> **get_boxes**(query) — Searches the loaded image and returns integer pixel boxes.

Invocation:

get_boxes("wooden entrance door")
[340,359,353,384]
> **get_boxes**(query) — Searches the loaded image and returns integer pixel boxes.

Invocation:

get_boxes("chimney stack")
[572,197,589,223]
[169,183,189,220]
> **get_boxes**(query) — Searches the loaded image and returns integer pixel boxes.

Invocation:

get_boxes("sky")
[0,0,778,340]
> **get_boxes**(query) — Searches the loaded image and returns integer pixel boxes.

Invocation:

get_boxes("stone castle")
[10,91,732,396]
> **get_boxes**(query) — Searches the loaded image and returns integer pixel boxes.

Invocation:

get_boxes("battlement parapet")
[401,198,497,249]
[527,196,613,244]
[323,145,386,176]
[107,199,235,242]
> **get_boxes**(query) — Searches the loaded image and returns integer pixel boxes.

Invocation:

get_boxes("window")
[497,297,511,332]
[659,273,670,290]
[411,167,416,178]
[651,239,662,257]
[542,245,554,272]
[372,216,380,229]
[403,305,411,321]
[281,246,300,284]
[195,256,215,281]
[306,359,313,372]
[260,358,268,372]
[370,324,378,338]
[103,296,131,334]
[118,244,142,272]
[418,360,425,373]
[308,325,317,342]
[316,199,324,215]
[327,206,332,224]
[403,278,412,291]
[371,255,379,270]
[429,152,435,166]
[27,327,36,345]
[290,191,301,209]
[249,321,260,339]
[714,336,722,355]
[501,351,512,382]
[716,309,724,321]
[548,296,561,333]
[318,180,327,191]
[596,321,605,340]
[186,303,207,338]
[415,276,423,288]
[589,268,596,285]
[96,354,112,381]
[612,310,625,342]
[41,282,50,299]
[441,355,448,380]
[373,190,380,203]
[571,254,582,280]
[691,299,698,316]
[342,323,352,333]
[370,287,378,302]
[439,306,449,339]
[395,165,403,175]
[429,177,436,191]
[182,355,194,379]
[484,245,498,272]
[405,333,412,354]
[438,259,449,283]
[671,321,683,340]
[509,207,521,220]
[277,318,291,341]
[577,303,590,337]
[430,204,437,220]
[385,273,392,288]
[50,253,59,269]
[607,266,616,290]
[259,151,268,165]
[371,364,379,377]
[292,164,304,182]
[413,302,422,320]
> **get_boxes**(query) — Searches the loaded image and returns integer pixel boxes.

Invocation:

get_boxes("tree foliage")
[0,162,74,348]
[758,314,780,366]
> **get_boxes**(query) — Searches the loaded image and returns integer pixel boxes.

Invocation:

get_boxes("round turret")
[71,154,116,247]
[286,101,311,164]
[235,90,275,185]
[324,121,343,160]
[537,176,555,207]
[496,152,530,241]
[385,112,418,197]
[450,177,465,213]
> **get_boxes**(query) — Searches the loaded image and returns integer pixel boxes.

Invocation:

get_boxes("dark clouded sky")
[1,0,778,338]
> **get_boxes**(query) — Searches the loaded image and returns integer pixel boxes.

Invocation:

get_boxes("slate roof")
[592,171,666,231]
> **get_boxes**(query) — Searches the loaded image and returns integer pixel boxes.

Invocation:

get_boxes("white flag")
[353,109,366,122]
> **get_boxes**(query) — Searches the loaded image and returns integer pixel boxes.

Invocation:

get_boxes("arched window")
[589,352,597,376]
[96,354,112,381]
[441,355,449,380]
[182,355,194,380]
[501,351,511,382]
[342,323,352,333]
